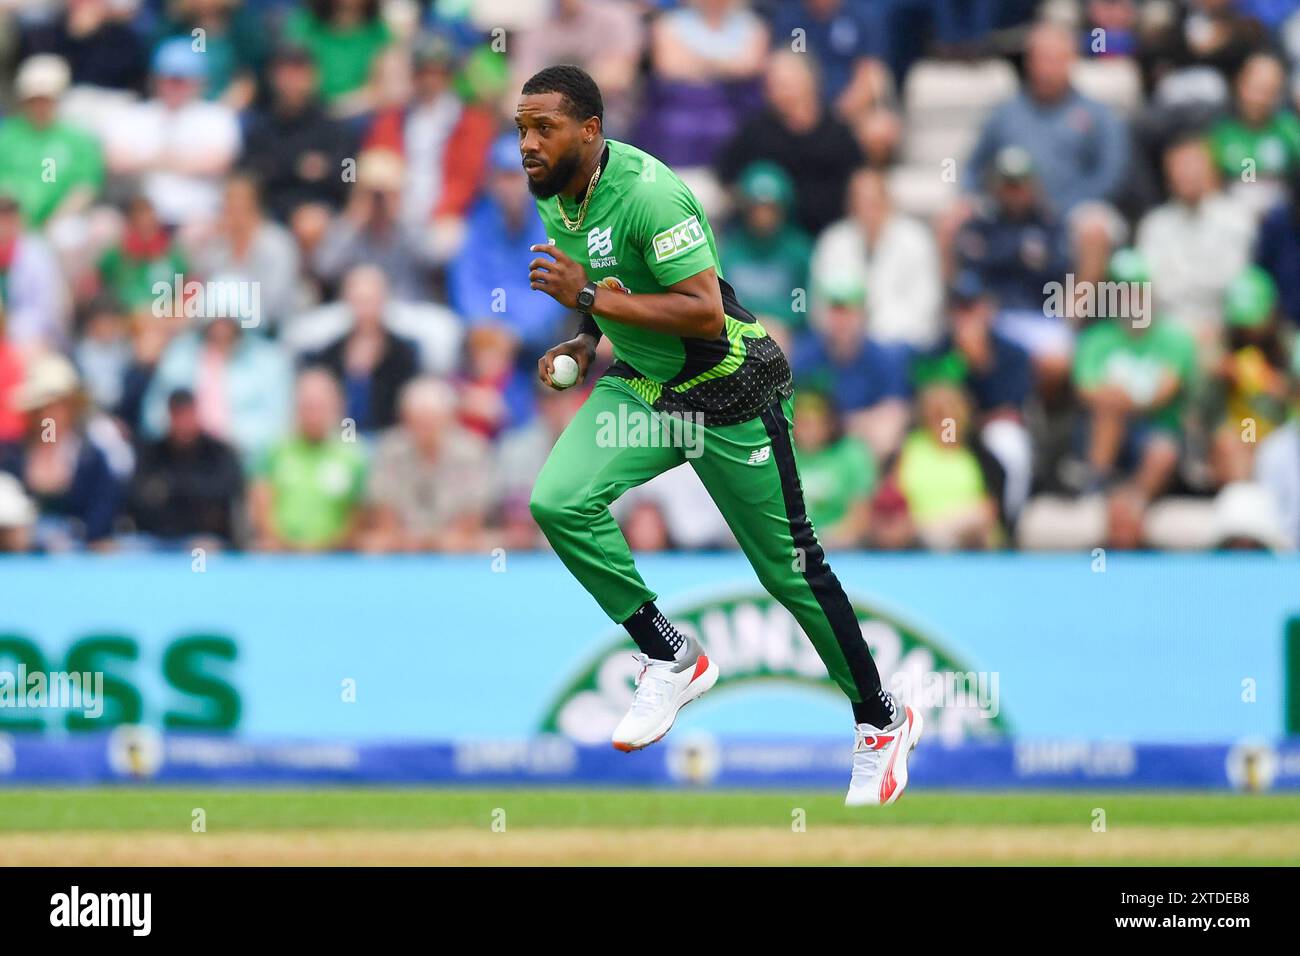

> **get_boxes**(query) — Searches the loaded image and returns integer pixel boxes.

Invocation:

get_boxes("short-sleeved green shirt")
[257,437,367,548]
[534,139,792,425]
[1073,318,1198,433]
[798,436,877,530]
[0,117,103,226]
[282,10,391,102]
[1208,113,1300,179]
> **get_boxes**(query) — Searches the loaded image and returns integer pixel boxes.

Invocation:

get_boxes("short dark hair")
[521,64,603,126]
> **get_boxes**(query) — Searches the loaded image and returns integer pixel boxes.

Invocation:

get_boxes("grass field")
[2,788,1298,865]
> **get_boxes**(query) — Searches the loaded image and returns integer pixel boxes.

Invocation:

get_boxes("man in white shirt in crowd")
[102,37,241,231]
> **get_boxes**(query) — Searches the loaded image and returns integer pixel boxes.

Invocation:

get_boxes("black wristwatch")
[576,281,598,312]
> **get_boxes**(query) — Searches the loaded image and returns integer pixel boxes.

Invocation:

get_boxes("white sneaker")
[844,705,923,806]
[612,650,719,752]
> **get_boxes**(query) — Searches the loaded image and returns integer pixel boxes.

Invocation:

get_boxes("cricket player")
[519,65,921,805]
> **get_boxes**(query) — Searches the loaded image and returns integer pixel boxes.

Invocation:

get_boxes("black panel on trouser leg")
[759,401,884,703]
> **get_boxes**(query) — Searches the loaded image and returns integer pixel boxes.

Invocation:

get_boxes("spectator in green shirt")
[281,0,393,114]
[893,381,1003,551]
[1073,252,1198,498]
[719,161,812,339]
[97,196,188,313]
[0,55,103,229]
[1208,53,1300,216]
[792,391,876,548]
[250,368,368,552]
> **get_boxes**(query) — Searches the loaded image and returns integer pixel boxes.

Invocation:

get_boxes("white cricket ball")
[551,354,580,389]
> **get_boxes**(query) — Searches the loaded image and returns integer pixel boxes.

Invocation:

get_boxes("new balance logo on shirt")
[747,446,771,465]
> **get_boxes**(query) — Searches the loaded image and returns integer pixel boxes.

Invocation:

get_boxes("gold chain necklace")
[556,161,602,231]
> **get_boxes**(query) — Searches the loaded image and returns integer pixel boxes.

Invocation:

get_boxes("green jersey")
[1073,318,1197,433]
[535,139,792,425]
[1208,113,1300,180]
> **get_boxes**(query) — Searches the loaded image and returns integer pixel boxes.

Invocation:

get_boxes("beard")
[525,147,583,199]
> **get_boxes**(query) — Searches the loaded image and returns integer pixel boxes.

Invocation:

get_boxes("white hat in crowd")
[0,473,35,530]
[15,352,81,412]
[15,54,71,101]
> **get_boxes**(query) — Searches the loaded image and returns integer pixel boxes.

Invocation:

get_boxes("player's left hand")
[529,243,588,309]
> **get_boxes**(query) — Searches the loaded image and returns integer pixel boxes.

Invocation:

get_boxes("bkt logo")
[587,226,613,257]
[653,215,706,262]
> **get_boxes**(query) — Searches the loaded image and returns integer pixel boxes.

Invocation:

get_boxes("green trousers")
[529,377,883,705]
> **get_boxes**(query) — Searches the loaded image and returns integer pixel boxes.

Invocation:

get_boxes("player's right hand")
[538,335,596,390]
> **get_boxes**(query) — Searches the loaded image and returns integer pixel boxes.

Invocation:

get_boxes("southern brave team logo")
[587,226,613,258]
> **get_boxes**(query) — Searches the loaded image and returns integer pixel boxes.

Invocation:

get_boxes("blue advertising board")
[1,553,1297,785]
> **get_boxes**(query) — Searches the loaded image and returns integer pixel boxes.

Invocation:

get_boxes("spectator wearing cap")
[811,167,943,349]
[1136,133,1256,359]
[102,37,242,229]
[17,0,149,94]
[510,0,644,139]
[768,0,890,121]
[888,379,1004,551]
[448,134,566,362]
[1210,480,1292,552]
[281,0,394,115]
[719,161,812,339]
[188,173,303,333]
[1208,52,1300,217]
[1071,249,1198,499]
[249,367,368,552]
[1211,265,1292,484]
[641,0,767,170]
[126,387,245,549]
[915,270,1034,521]
[0,55,104,231]
[953,144,1072,384]
[791,272,911,461]
[959,21,1129,288]
[314,149,431,300]
[1254,330,1300,550]
[240,43,357,248]
[0,353,120,551]
[363,34,464,233]
[0,194,69,352]
[141,310,293,464]
[151,0,269,110]
[361,376,494,553]
[717,51,863,236]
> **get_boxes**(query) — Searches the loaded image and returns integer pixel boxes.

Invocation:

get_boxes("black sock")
[623,601,687,661]
[852,689,899,729]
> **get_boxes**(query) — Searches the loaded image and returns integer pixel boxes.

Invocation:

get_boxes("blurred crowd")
[0,0,1299,555]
